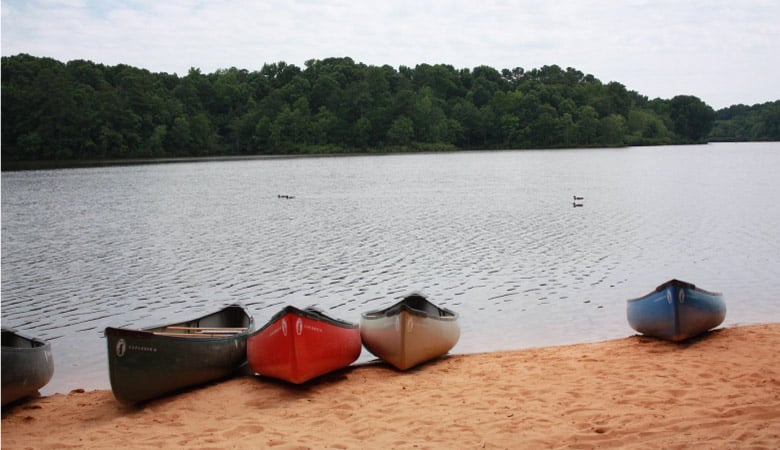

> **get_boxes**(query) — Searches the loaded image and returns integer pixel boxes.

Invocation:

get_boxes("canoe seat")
[154,326,248,337]
[165,326,247,332]
[153,332,235,337]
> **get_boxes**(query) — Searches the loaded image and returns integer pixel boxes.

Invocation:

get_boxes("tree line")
[709,102,780,142]
[1,53,772,163]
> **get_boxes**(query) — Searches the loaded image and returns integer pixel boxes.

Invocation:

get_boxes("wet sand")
[3,323,779,449]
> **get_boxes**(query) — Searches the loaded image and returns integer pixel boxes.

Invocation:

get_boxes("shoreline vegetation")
[0,145,632,171]
[2,323,779,448]
[3,54,779,171]
[0,141,772,172]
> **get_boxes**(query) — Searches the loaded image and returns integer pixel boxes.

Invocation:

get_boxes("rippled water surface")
[3,143,780,394]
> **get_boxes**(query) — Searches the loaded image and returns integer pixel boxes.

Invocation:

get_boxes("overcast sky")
[2,0,779,109]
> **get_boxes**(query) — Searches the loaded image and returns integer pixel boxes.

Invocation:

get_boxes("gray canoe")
[361,294,460,370]
[2,329,54,407]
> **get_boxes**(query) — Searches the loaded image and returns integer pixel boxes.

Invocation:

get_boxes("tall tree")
[669,95,715,142]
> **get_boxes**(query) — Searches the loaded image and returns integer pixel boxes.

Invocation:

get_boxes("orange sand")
[3,323,779,449]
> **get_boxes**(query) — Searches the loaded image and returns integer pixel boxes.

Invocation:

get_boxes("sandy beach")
[3,323,779,449]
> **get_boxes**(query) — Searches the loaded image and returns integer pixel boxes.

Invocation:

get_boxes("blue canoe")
[627,279,726,342]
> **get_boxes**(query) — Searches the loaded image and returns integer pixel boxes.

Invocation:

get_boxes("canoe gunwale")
[251,305,358,336]
[106,327,250,342]
[361,294,459,322]
[1,328,50,351]
[626,279,723,303]
[105,303,254,338]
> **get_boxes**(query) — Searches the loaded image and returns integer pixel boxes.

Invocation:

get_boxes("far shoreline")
[2,142,720,172]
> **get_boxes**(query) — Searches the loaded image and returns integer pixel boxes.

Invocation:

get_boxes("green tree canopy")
[2,53,762,166]
[709,101,780,142]
[669,95,716,143]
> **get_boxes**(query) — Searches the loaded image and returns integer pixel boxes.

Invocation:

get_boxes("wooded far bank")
[2,54,779,166]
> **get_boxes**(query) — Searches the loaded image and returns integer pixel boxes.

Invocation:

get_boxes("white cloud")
[2,0,779,108]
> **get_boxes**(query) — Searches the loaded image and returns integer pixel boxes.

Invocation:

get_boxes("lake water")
[3,142,780,395]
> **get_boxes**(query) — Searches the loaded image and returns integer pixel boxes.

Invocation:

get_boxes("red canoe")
[247,306,361,384]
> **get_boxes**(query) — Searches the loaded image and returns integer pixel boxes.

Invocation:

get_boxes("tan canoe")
[360,294,460,370]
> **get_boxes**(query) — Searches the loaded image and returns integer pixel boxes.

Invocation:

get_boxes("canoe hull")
[247,307,361,384]
[627,280,726,342]
[361,295,460,370]
[1,330,54,407]
[105,305,253,404]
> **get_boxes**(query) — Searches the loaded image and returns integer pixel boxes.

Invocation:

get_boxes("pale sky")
[2,0,779,109]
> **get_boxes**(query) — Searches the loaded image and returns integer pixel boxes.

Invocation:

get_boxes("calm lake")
[3,142,780,395]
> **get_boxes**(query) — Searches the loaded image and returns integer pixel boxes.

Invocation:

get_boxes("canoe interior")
[362,294,458,320]
[256,305,358,334]
[144,305,254,334]
[2,330,46,349]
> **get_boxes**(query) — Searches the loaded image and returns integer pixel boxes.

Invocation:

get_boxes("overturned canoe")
[627,279,726,342]
[2,329,54,407]
[361,294,460,370]
[247,306,361,384]
[105,304,254,404]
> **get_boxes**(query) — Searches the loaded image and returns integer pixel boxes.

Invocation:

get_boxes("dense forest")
[1,54,777,163]
[710,102,780,142]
